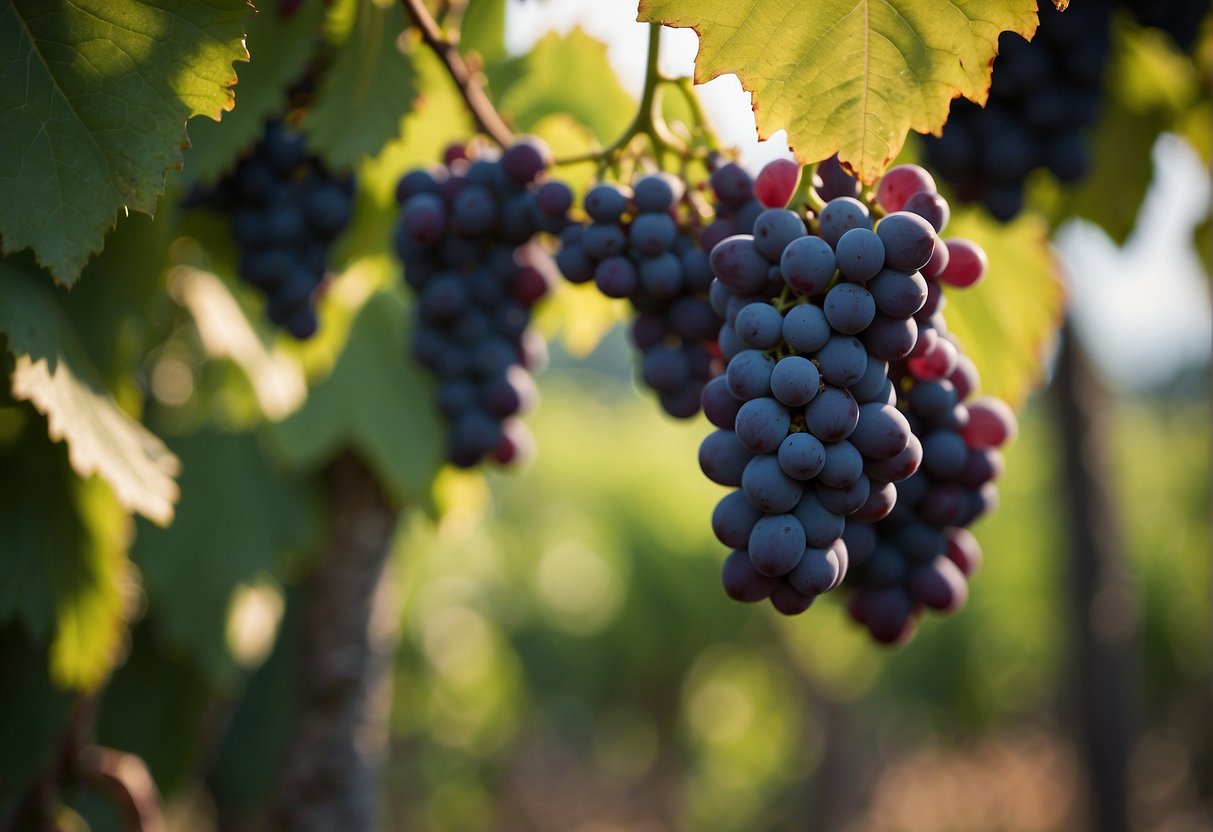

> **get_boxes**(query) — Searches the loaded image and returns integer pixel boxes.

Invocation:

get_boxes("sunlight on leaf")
[638,0,1037,182]
[942,209,1064,409]
[172,266,308,421]
[303,0,420,168]
[0,0,250,282]
[0,264,180,524]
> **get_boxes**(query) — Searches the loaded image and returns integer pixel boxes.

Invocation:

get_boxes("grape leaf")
[0,0,250,284]
[0,624,75,796]
[496,27,634,144]
[0,420,129,691]
[60,211,176,394]
[940,209,1064,409]
[175,267,308,421]
[182,0,327,185]
[131,430,320,683]
[302,0,419,169]
[96,624,214,797]
[461,0,508,66]
[637,0,1038,182]
[0,262,181,524]
[207,591,301,809]
[272,288,444,505]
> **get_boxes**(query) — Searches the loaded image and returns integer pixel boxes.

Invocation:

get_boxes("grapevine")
[184,119,355,338]
[1,2,1207,830]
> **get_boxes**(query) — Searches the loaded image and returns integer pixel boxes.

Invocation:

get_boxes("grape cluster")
[700,163,1007,638]
[554,166,760,417]
[187,120,355,338]
[842,353,1016,644]
[393,139,571,467]
[921,0,1113,221]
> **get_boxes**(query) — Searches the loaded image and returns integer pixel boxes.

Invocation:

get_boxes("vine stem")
[400,0,515,148]
[554,24,690,168]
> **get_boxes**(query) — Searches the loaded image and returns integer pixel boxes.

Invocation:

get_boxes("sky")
[505,1,1212,392]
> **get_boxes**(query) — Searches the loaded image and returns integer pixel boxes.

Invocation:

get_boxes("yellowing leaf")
[638,0,1037,182]
[0,263,180,524]
[941,209,1064,409]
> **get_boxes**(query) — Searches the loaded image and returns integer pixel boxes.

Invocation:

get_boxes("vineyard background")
[0,0,1209,831]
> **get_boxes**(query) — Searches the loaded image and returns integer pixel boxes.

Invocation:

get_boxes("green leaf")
[61,211,177,392]
[96,623,214,796]
[0,0,250,283]
[496,27,634,144]
[302,0,419,169]
[638,0,1038,182]
[0,262,181,525]
[131,429,319,682]
[0,624,75,798]
[0,418,130,691]
[183,0,328,185]
[461,0,507,66]
[208,588,301,809]
[940,209,1064,409]
[273,287,443,504]
[174,266,308,421]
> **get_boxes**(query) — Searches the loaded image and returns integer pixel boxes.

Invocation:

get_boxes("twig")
[400,0,514,148]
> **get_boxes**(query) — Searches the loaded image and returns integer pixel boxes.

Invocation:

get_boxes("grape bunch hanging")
[185,120,355,338]
[697,163,1015,643]
[393,138,571,468]
[553,161,766,418]
[921,0,1113,221]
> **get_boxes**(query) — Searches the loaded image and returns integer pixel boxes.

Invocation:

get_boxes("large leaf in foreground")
[0,0,249,282]
[942,209,1064,409]
[0,263,181,524]
[638,0,1037,182]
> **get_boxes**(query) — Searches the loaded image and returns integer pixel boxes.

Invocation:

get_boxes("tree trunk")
[269,453,400,832]
[1051,323,1138,832]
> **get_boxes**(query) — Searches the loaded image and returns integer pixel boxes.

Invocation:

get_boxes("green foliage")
[0,0,1205,824]
[0,624,75,797]
[497,28,635,144]
[207,591,302,809]
[183,0,328,185]
[95,624,214,797]
[273,288,444,506]
[939,208,1064,408]
[1053,15,1211,242]
[0,0,250,283]
[638,0,1037,182]
[460,0,508,66]
[0,414,129,690]
[131,430,319,682]
[0,261,181,524]
[303,0,420,169]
